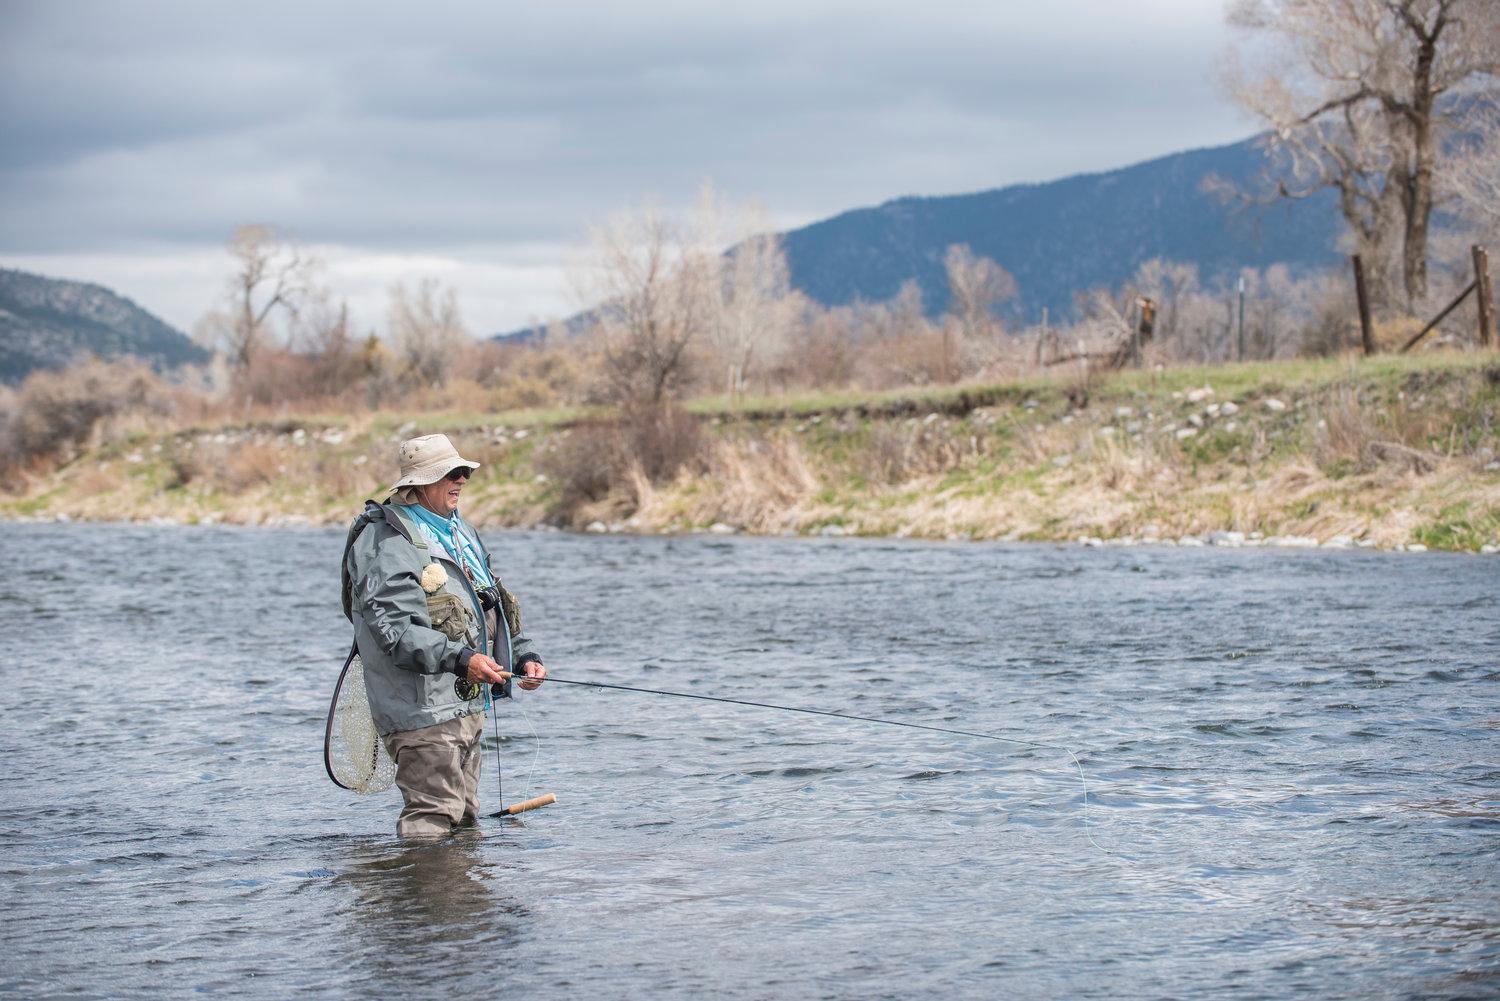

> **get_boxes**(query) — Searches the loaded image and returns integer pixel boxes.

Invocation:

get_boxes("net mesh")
[326,655,396,794]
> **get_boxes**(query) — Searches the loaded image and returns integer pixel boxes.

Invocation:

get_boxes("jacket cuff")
[514,653,543,671]
[457,647,476,675]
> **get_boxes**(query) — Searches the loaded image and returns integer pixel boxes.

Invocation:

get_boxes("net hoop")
[323,645,396,794]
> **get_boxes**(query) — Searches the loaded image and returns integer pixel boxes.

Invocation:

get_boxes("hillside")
[0,268,210,383]
[781,135,1342,322]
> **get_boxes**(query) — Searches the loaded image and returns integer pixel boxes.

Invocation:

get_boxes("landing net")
[323,652,396,793]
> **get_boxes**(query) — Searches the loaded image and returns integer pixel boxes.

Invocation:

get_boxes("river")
[1,524,1496,998]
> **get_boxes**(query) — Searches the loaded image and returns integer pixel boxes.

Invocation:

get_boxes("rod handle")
[502,792,557,816]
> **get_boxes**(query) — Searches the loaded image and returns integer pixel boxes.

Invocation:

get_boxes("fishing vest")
[341,500,524,642]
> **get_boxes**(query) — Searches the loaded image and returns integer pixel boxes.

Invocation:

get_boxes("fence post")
[1352,254,1376,355]
[1474,245,1495,349]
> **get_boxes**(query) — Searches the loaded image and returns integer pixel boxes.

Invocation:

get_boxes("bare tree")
[198,224,320,368]
[583,207,706,404]
[941,244,1018,381]
[1224,0,1500,309]
[1445,97,1500,240]
[705,229,802,399]
[944,244,1018,341]
[387,278,468,388]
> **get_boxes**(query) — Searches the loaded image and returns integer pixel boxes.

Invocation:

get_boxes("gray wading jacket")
[341,502,539,735]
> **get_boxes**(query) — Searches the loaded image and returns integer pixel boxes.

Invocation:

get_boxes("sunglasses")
[444,466,475,481]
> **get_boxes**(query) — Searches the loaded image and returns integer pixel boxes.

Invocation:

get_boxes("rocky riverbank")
[5,353,1498,553]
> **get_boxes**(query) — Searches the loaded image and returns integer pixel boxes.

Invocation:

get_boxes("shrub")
[0,359,168,478]
[537,402,704,519]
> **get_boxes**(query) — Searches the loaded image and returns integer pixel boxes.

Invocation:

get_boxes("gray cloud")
[0,0,1250,329]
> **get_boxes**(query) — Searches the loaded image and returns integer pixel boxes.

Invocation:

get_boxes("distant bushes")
[0,359,173,480]
[537,402,703,521]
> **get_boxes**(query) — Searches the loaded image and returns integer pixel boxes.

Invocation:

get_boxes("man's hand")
[517,660,546,691]
[465,653,508,685]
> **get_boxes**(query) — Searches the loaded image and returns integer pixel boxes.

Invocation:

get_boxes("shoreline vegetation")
[5,352,1494,555]
[4,353,1498,554]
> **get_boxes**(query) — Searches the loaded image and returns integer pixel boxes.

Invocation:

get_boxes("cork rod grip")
[503,793,557,816]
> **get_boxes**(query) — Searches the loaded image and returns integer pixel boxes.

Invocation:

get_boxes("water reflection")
[338,833,528,971]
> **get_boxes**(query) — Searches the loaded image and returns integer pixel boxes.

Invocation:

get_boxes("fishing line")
[510,672,1108,853]
[516,697,541,804]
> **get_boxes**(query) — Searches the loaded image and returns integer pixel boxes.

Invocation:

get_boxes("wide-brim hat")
[388,433,480,494]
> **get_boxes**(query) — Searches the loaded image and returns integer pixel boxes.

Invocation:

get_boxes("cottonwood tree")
[387,278,468,388]
[689,190,806,399]
[1224,0,1500,310]
[582,207,707,405]
[944,244,1017,342]
[942,244,1018,381]
[196,224,321,369]
[1445,98,1500,240]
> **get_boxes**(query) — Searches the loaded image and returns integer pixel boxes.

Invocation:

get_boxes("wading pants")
[383,711,485,838]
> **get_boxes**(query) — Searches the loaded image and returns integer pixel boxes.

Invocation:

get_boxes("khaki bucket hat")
[388,433,480,493]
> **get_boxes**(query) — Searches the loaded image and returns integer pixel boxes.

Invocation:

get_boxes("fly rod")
[492,670,1106,852]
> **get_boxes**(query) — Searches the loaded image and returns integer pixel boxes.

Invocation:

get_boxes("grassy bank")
[5,353,1499,553]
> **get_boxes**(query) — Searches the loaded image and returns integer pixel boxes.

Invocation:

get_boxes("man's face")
[417,468,469,516]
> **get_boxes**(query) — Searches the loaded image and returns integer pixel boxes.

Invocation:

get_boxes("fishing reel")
[473,584,500,611]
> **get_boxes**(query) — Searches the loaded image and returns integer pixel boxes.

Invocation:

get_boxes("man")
[342,433,546,837]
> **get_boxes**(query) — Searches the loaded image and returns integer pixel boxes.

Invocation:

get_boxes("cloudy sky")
[0,1,1253,336]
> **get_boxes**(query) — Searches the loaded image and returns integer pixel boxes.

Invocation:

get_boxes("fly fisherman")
[342,433,546,837]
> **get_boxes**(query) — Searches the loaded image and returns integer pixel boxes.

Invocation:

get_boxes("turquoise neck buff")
[401,503,495,589]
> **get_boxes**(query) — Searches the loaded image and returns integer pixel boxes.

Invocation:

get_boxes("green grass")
[1411,502,1500,551]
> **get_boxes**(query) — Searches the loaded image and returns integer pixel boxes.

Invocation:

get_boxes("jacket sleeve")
[510,631,541,666]
[350,528,465,676]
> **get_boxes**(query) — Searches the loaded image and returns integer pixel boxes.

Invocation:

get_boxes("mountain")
[0,268,210,384]
[780,135,1342,322]
[500,132,1344,338]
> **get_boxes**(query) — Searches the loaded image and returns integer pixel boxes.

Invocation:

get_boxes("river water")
[1,524,1496,999]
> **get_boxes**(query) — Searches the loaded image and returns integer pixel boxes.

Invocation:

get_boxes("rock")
[819,524,846,537]
[1100,426,1117,436]
[585,521,607,533]
[1115,406,1133,418]
[1485,462,1500,472]
[1405,543,1428,553]
[1263,399,1286,412]
[608,522,624,533]
[1322,535,1353,548]
[1175,428,1198,440]
[513,429,529,440]
[1223,421,1238,433]
[1208,531,1246,546]
[1188,413,1204,428]
[1178,536,1205,547]
[708,522,736,535]
[1051,455,1072,467]
[1219,401,1239,416]
[1186,386,1214,403]
[1481,544,1498,554]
